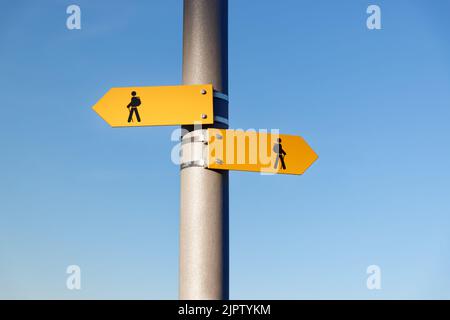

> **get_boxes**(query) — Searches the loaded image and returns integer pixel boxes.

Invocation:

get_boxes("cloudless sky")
[1,0,450,299]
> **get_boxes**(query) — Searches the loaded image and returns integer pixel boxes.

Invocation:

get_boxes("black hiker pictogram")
[127,91,141,123]
[273,138,287,170]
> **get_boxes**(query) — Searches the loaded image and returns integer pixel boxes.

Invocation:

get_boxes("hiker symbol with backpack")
[126,91,142,123]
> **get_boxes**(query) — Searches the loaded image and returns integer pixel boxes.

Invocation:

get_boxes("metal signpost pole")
[179,0,229,300]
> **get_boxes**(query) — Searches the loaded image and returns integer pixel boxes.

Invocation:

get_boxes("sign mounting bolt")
[201,114,207,119]
[201,89,207,95]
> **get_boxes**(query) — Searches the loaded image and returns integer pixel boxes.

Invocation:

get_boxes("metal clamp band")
[213,91,229,102]
[214,116,229,126]
[180,130,207,170]
[180,134,207,145]
[180,160,206,169]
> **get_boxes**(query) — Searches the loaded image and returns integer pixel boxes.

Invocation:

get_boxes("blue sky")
[1,0,450,299]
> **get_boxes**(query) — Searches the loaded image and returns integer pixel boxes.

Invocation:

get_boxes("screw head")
[215,159,223,165]
[216,134,223,140]
[201,114,207,119]
[201,89,207,95]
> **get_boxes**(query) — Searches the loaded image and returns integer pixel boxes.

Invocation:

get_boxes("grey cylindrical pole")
[179,0,229,300]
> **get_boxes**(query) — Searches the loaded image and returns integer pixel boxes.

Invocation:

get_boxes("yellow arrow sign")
[206,129,318,175]
[92,84,214,127]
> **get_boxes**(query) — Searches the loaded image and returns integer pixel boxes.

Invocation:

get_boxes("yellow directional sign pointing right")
[206,129,318,175]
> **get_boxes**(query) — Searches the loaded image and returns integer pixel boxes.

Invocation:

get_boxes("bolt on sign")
[92,84,214,127]
[206,129,318,175]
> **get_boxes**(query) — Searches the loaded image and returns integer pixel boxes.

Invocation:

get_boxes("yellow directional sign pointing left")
[92,84,214,127]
